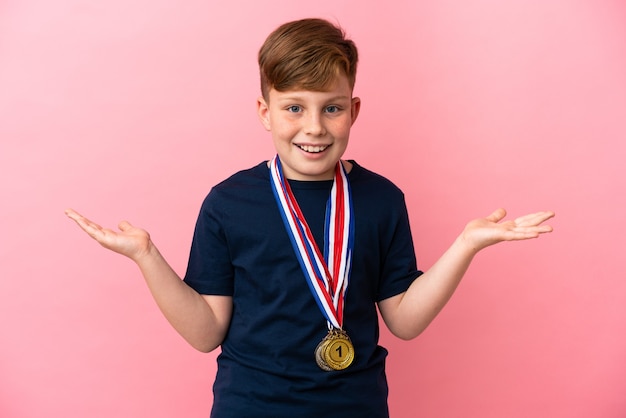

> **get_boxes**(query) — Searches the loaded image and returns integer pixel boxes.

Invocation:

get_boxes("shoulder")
[348,160,405,200]
[200,161,271,212]
[207,161,270,196]
[212,161,269,190]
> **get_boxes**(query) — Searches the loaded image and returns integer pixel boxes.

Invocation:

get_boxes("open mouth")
[296,144,330,153]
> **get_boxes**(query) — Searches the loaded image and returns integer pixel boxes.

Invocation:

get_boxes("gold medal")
[323,329,354,370]
[315,328,354,371]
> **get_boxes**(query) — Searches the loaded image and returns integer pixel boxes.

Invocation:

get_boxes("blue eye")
[325,105,340,113]
[287,105,301,113]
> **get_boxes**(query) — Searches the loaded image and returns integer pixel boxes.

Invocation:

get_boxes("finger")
[508,222,553,239]
[118,220,134,232]
[485,208,507,223]
[502,223,548,239]
[506,230,542,240]
[65,208,98,228]
[514,211,555,227]
[65,208,91,229]
[64,208,83,222]
[65,209,107,238]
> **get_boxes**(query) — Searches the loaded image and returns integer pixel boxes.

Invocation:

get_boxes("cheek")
[272,117,299,138]
[331,119,352,139]
[271,124,296,144]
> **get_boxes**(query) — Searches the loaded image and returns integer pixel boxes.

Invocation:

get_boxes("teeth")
[298,145,328,153]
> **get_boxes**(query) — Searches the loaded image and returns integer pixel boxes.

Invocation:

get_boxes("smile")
[297,144,330,153]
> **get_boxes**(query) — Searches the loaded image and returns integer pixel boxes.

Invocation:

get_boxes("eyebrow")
[276,94,351,102]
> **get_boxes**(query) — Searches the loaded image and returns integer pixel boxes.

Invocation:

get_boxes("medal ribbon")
[269,155,354,329]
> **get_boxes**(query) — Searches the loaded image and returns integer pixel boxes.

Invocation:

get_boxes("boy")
[66,18,553,417]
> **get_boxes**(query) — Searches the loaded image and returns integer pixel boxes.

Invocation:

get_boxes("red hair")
[258,18,358,100]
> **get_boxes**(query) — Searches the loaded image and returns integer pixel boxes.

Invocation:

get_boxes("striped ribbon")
[269,155,354,329]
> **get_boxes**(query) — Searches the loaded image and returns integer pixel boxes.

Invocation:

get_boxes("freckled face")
[257,75,361,181]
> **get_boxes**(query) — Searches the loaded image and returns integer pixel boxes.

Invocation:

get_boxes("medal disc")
[314,337,333,371]
[322,329,354,371]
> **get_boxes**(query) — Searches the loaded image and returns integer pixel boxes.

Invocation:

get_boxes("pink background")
[1,0,625,417]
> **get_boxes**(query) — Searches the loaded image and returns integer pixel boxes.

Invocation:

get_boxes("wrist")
[455,232,482,258]
[132,239,159,265]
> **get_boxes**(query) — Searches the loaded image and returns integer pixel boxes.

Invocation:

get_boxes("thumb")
[485,208,507,223]
[118,220,134,231]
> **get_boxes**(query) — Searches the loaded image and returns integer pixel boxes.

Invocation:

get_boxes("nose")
[303,112,326,136]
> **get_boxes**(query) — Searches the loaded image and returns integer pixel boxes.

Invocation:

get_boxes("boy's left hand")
[461,208,554,253]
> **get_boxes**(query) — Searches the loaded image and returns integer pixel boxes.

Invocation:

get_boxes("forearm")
[134,243,229,352]
[380,209,554,340]
[381,234,477,340]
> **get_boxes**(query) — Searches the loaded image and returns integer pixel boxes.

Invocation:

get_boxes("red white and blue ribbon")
[269,155,354,330]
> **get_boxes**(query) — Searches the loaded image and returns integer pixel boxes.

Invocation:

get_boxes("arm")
[378,208,554,340]
[65,209,232,352]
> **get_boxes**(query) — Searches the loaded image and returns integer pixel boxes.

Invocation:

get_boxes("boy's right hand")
[65,208,152,262]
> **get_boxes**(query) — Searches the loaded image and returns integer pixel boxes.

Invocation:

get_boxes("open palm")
[65,208,152,261]
[462,208,554,252]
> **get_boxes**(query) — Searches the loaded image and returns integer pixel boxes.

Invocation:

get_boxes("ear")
[257,96,271,131]
[350,97,361,126]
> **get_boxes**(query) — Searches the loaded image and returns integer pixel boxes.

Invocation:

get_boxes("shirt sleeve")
[183,190,235,296]
[375,192,423,302]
